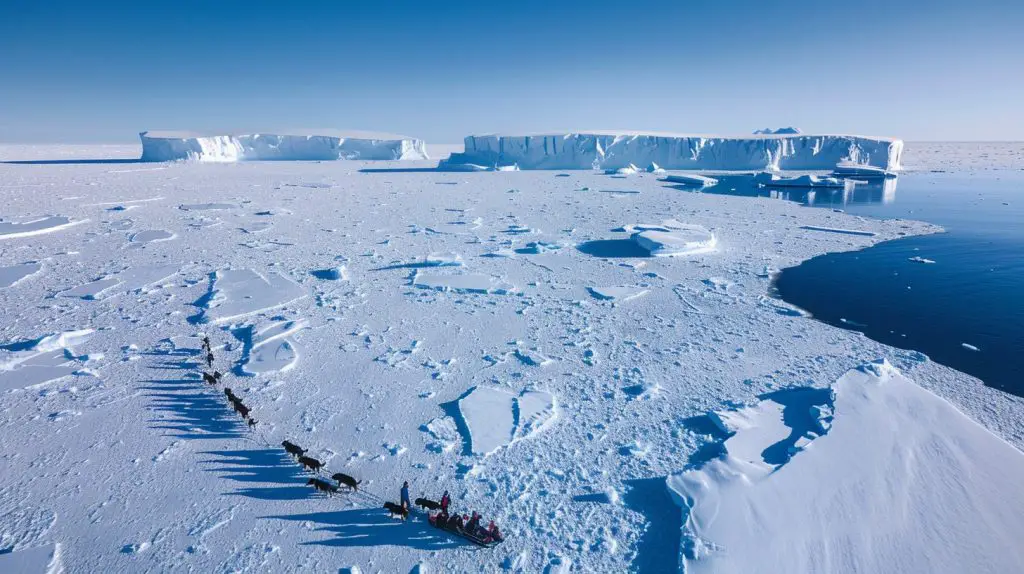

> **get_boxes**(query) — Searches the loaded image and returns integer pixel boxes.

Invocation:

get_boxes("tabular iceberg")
[140,130,429,162]
[441,131,902,172]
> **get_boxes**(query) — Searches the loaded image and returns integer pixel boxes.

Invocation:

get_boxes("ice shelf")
[140,130,429,162]
[441,132,902,171]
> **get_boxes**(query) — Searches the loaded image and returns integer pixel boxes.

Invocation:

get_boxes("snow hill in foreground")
[441,132,902,171]
[140,130,429,162]
[670,359,1024,574]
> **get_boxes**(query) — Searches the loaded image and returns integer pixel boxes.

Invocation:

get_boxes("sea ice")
[59,264,178,300]
[411,272,516,294]
[662,174,718,188]
[587,286,649,302]
[456,387,557,456]
[630,223,717,257]
[238,319,307,375]
[754,172,844,188]
[0,262,42,288]
[0,216,86,240]
[129,229,177,243]
[197,269,307,324]
[0,329,95,391]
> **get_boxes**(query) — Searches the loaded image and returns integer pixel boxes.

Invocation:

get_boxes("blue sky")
[1,0,1021,142]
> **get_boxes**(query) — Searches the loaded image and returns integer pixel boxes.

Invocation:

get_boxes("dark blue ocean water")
[694,171,1024,396]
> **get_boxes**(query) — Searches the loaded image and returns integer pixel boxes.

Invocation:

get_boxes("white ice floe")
[0,216,87,240]
[140,130,429,162]
[179,203,237,211]
[0,329,95,392]
[239,319,307,375]
[198,269,307,324]
[662,174,718,187]
[456,386,558,456]
[423,252,464,267]
[668,360,1024,574]
[59,264,178,300]
[754,172,844,188]
[129,229,177,244]
[444,132,902,171]
[587,286,649,302]
[0,262,42,288]
[628,221,717,257]
[411,272,516,294]
[909,256,937,264]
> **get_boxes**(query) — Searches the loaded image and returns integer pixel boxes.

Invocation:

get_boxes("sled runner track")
[173,339,501,547]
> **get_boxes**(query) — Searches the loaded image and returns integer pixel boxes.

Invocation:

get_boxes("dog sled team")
[198,335,504,547]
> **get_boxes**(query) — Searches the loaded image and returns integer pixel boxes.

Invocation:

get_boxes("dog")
[282,441,306,458]
[298,456,323,473]
[232,402,250,419]
[415,497,441,511]
[201,336,211,351]
[206,352,215,367]
[332,472,361,492]
[307,478,338,496]
[224,388,236,400]
[383,501,408,521]
[202,372,220,385]
[247,418,257,429]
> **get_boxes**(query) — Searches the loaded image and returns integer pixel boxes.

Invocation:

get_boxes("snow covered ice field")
[1,144,1023,573]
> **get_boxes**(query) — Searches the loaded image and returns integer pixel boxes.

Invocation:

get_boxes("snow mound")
[668,359,1024,574]
[443,132,902,171]
[197,269,307,324]
[140,130,428,162]
[626,221,717,257]
[456,387,558,456]
[0,329,95,392]
[0,216,86,240]
[0,543,63,574]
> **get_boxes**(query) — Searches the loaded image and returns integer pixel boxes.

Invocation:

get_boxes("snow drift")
[441,132,902,171]
[140,130,429,162]
[668,359,1024,574]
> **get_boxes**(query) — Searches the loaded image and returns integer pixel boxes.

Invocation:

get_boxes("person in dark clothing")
[440,490,451,513]
[465,512,480,535]
[400,481,410,511]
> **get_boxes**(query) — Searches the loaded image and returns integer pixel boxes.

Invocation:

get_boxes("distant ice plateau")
[441,131,902,171]
[140,130,429,162]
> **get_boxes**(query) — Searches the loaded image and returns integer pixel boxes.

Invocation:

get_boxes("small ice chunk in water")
[662,174,718,187]
[961,343,980,352]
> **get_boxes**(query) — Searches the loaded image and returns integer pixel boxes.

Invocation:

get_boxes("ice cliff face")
[441,132,902,171]
[139,131,429,162]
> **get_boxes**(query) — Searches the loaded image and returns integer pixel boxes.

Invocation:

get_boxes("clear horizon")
[2,0,1022,143]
